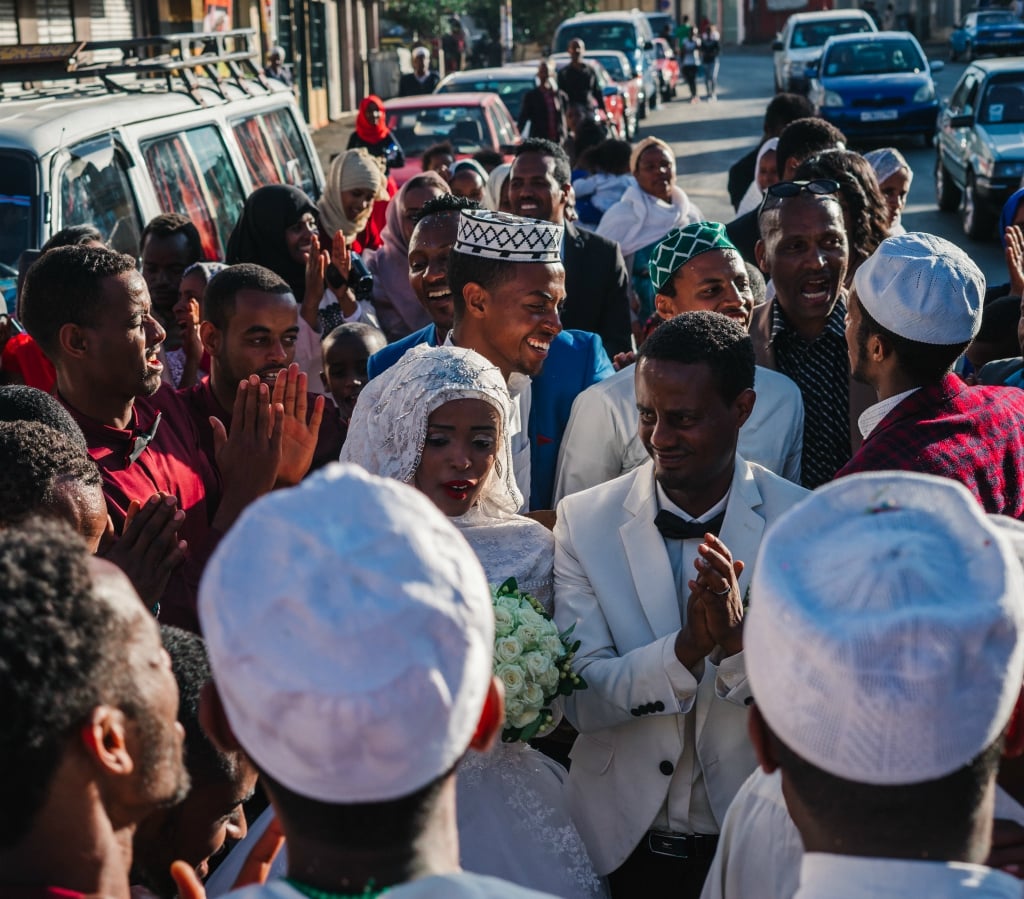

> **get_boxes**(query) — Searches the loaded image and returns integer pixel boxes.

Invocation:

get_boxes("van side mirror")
[643,40,653,51]
[949,112,973,128]
[772,40,784,51]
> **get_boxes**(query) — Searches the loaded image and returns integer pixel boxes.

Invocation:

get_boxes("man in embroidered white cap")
[196,463,556,898]
[553,222,806,503]
[446,208,566,509]
[743,471,1024,898]
[837,232,1024,518]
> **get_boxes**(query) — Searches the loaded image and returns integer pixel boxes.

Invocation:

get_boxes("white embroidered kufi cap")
[198,463,495,803]
[454,209,563,263]
[853,232,984,344]
[746,471,1024,786]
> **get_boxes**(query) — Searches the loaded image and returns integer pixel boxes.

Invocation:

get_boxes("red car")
[653,37,680,101]
[384,92,520,186]
[551,55,634,140]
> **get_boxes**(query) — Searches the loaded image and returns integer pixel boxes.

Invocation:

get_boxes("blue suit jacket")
[366,326,614,509]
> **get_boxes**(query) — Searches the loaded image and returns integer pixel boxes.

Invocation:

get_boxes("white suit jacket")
[553,364,804,504]
[553,457,809,874]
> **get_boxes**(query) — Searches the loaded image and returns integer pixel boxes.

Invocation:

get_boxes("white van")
[772,9,877,94]
[0,29,324,302]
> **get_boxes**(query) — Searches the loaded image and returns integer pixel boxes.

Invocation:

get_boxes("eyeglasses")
[759,179,841,215]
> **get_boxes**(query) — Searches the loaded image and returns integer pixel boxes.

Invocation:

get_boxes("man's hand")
[272,363,325,486]
[675,587,714,670]
[1007,225,1024,298]
[101,494,186,607]
[211,376,284,531]
[302,233,330,331]
[689,533,745,658]
[328,229,358,318]
[170,817,286,899]
[611,350,636,371]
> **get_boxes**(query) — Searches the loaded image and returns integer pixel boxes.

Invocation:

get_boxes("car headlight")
[788,60,805,76]
[995,161,1024,180]
[913,82,936,103]
[822,90,844,108]
[976,157,994,178]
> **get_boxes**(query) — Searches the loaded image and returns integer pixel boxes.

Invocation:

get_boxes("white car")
[772,9,877,94]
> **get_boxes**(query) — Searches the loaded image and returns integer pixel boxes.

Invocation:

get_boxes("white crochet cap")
[454,209,563,263]
[198,463,495,803]
[746,471,1024,786]
[853,232,984,345]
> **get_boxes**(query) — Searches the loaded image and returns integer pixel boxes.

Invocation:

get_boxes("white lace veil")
[340,344,523,518]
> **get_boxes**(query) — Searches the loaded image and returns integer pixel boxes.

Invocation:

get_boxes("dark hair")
[140,213,203,264]
[421,141,455,171]
[0,421,101,528]
[20,246,138,357]
[763,93,816,137]
[322,321,386,350]
[776,118,846,181]
[202,263,293,331]
[856,297,969,383]
[472,148,504,171]
[0,386,87,451]
[159,626,240,787]
[0,518,130,847]
[795,150,889,268]
[746,262,767,304]
[637,310,755,403]
[260,766,451,851]
[514,138,572,187]
[594,138,632,175]
[416,194,482,223]
[447,251,518,318]
[40,225,104,254]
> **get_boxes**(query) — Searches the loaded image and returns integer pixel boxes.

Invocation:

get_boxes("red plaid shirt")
[836,374,1024,518]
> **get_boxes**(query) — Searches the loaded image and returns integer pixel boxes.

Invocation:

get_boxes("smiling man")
[552,311,808,898]
[753,182,875,489]
[554,222,805,502]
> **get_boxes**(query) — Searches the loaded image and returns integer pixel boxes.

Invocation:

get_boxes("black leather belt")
[646,830,719,860]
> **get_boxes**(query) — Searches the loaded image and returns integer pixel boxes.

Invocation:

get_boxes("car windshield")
[0,153,36,299]
[823,38,925,75]
[980,77,1024,125]
[592,54,629,80]
[437,76,533,116]
[555,23,638,53]
[978,11,1016,25]
[387,105,490,155]
[792,19,873,48]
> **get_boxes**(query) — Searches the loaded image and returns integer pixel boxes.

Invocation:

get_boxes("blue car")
[950,10,1024,62]
[808,32,943,144]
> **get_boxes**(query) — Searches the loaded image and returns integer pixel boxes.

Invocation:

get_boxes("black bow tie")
[654,509,725,541]
[127,412,161,465]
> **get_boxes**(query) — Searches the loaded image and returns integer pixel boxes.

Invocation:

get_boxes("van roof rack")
[0,28,271,105]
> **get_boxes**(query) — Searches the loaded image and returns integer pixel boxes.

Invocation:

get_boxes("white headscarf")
[736,137,780,217]
[318,148,388,239]
[485,163,512,212]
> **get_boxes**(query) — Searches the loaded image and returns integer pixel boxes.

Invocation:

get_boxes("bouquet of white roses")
[491,577,587,743]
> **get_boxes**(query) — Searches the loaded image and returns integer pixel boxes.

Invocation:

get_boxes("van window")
[555,22,639,54]
[141,125,246,260]
[0,153,37,282]
[59,135,142,258]
[792,19,872,49]
[232,108,317,198]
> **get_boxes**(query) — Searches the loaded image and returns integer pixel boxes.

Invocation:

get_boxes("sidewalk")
[311,112,357,171]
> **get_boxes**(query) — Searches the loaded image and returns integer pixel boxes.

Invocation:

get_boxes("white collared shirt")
[858,388,920,439]
[795,853,1022,898]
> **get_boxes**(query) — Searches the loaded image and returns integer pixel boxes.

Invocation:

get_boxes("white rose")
[495,636,523,664]
[496,662,525,698]
[515,623,543,649]
[505,697,525,724]
[493,606,515,638]
[517,606,546,628]
[522,681,545,710]
[512,707,540,729]
[541,635,566,658]
[495,595,522,616]
[522,651,553,681]
[539,665,561,691]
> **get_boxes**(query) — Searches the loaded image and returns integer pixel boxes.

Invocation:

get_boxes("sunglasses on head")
[759,179,841,214]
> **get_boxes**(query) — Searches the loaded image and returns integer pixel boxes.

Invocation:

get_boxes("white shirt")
[224,874,558,899]
[857,387,920,439]
[553,363,804,504]
[795,854,1022,898]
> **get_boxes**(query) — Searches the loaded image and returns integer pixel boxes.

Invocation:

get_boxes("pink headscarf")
[363,171,450,341]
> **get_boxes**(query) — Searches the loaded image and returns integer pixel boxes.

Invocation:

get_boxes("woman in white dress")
[341,343,606,899]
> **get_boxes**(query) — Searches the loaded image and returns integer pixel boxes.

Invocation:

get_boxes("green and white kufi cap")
[454,209,563,263]
[650,221,738,292]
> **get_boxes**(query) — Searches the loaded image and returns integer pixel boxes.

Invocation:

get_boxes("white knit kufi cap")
[198,463,495,803]
[746,471,1024,786]
[853,232,984,345]
[454,209,563,263]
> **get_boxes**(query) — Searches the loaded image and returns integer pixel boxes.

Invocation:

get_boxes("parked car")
[550,52,637,139]
[384,92,520,185]
[772,9,877,94]
[553,10,659,119]
[0,29,323,304]
[807,32,942,144]
[950,9,1024,62]
[435,65,538,125]
[935,59,1024,240]
[652,37,680,102]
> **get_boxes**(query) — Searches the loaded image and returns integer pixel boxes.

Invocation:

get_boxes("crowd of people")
[6,62,1024,899]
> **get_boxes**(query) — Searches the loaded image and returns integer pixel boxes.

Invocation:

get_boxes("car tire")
[923,131,934,148]
[950,44,958,62]
[935,154,961,211]
[965,40,974,62]
[962,171,995,240]
[638,93,648,119]
[650,82,660,110]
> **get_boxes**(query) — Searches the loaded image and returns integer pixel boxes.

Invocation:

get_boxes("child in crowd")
[571,139,635,226]
[319,321,386,429]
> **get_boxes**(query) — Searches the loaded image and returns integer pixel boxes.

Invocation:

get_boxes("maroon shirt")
[179,376,345,477]
[836,373,1024,518]
[62,386,223,632]
[0,888,86,899]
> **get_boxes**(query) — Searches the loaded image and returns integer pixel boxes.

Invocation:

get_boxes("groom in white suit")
[553,311,808,897]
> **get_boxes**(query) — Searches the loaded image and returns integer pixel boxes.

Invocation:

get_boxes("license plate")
[861,109,898,121]
[994,32,1012,38]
